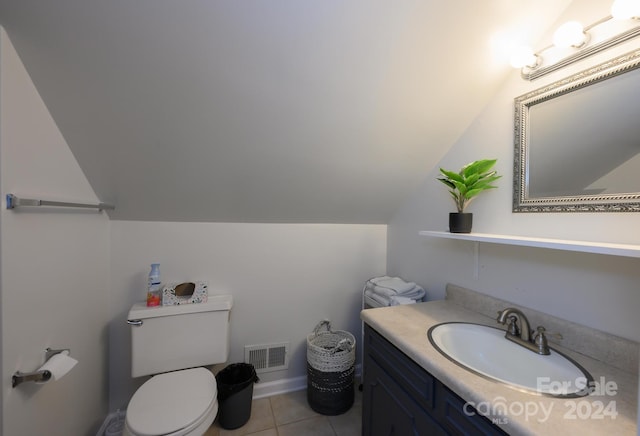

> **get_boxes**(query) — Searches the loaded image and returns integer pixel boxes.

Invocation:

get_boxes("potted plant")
[437,159,501,233]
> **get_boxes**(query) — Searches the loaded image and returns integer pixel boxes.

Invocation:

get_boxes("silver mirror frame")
[513,48,640,213]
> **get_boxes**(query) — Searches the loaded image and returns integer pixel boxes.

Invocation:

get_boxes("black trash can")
[216,363,259,430]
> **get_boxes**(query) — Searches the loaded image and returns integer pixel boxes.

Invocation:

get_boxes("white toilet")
[123,295,233,436]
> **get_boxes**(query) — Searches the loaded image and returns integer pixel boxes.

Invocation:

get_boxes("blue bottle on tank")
[147,263,161,307]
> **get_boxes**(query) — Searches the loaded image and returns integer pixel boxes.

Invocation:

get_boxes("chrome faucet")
[496,308,555,355]
[497,308,532,341]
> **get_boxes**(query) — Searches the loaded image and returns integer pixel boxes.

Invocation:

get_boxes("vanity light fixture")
[611,0,640,19]
[512,0,640,80]
[509,46,540,69]
[552,21,589,48]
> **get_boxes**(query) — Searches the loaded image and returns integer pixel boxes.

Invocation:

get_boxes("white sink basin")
[428,322,593,397]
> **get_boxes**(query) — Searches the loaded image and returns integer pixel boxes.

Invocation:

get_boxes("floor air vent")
[244,342,289,373]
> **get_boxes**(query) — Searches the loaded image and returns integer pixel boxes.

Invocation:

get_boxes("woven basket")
[306,320,355,415]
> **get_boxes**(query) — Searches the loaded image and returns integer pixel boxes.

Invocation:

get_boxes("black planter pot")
[449,213,473,233]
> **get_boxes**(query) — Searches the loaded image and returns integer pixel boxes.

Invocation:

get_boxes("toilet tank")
[128,295,233,377]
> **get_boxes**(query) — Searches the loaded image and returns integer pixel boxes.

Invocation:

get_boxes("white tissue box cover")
[162,281,208,305]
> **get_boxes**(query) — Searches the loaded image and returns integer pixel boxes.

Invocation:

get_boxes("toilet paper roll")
[36,350,78,384]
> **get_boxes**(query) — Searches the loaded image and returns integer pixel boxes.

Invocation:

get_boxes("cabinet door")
[365,325,436,412]
[363,355,447,436]
[435,382,508,436]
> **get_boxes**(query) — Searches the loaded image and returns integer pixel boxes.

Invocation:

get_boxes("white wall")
[109,221,386,410]
[0,28,111,436]
[387,3,640,343]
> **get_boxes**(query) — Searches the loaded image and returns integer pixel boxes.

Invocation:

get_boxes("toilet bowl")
[123,367,218,436]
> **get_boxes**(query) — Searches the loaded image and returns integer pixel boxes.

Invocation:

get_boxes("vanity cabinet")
[362,324,507,436]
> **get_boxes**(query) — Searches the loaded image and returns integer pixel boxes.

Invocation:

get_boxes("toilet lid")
[126,367,217,436]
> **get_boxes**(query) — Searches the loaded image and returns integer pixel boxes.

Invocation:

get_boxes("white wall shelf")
[419,231,640,259]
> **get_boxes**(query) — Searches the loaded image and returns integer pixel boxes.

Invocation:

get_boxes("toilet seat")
[125,367,218,436]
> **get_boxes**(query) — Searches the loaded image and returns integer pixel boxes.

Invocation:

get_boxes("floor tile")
[277,416,337,436]
[244,429,278,436]
[269,389,320,425]
[204,388,362,436]
[353,387,363,406]
[203,424,219,436]
[328,404,362,436]
[326,389,362,436]
[214,398,275,436]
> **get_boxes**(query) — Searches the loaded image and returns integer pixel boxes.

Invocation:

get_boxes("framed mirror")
[513,49,640,212]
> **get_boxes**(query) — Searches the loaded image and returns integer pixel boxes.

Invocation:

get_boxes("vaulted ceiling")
[0,0,570,223]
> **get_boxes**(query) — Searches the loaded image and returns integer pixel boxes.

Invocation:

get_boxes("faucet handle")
[534,326,563,355]
[506,316,520,336]
[535,326,563,341]
[534,326,550,355]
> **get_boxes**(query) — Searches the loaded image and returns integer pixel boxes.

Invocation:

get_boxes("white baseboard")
[252,364,362,399]
[252,375,307,399]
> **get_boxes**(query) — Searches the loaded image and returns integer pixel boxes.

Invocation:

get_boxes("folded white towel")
[366,283,424,299]
[364,289,390,306]
[365,289,423,307]
[369,276,417,294]
[365,280,425,301]
[365,282,395,297]
[396,286,425,300]
[390,296,417,306]
[364,293,385,308]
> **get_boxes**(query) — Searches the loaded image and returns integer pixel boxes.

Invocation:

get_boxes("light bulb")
[611,0,640,19]
[553,21,587,48]
[509,47,538,69]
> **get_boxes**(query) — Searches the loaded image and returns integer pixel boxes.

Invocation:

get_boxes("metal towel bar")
[6,194,114,211]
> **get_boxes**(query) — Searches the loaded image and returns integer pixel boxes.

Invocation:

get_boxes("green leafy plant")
[437,159,501,213]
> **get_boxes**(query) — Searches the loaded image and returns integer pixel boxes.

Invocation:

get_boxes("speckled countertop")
[361,300,638,436]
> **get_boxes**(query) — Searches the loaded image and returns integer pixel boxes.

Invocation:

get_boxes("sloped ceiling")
[0,0,570,223]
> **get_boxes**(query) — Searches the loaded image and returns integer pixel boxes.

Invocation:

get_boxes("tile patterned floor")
[204,389,362,436]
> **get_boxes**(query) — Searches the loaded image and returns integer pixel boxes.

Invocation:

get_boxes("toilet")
[123,295,233,436]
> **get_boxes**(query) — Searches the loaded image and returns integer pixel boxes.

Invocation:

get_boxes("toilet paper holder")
[12,348,70,388]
